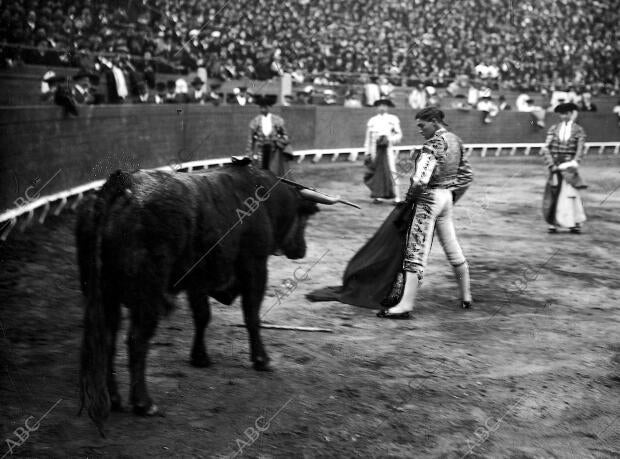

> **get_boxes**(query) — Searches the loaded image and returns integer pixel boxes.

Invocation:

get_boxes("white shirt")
[558,121,572,143]
[112,66,128,99]
[364,113,402,157]
[408,89,427,109]
[367,113,402,140]
[260,114,273,136]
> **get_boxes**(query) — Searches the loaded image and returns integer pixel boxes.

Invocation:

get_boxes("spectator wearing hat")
[246,96,292,176]
[205,81,222,106]
[295,86,314,105]
[363,98,403,203]
[321,89,338,106]
[164,79,177,103]
[73,70,103,105]
[230,87,251,106]
[188,77,206,104]
[541,102,587,234]
[154,82,166,104]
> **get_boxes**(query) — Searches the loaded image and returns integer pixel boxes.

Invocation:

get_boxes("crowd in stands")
[1,0,619,95]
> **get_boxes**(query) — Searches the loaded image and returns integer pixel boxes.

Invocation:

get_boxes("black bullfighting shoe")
[547,226,557,234]
[461,300,472,309]
[569,226,582,234]
[376,309,412,319]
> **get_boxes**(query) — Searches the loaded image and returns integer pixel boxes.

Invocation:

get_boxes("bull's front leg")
[239,258,271,371]
[187,287,212,367]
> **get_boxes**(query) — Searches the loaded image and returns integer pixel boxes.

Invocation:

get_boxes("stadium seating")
[1,0,618,95]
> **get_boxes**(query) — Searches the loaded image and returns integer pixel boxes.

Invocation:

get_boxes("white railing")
[1,141,619,240]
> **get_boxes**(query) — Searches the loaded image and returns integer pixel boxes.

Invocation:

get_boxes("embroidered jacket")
[245,114,291,164]
[412,128,473,191]
[543,121,586,166]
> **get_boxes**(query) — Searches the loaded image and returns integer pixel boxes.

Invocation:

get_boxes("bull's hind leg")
[127,304,160,416]
[102,287,122,411]
[187,287,212,367]
[239,258,271,371]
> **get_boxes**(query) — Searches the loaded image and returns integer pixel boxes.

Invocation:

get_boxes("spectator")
[321,89,338,105]
[578,92,597,112]
[174,78,190,104]
[230,87,252,106]
[408,82,427,110]
[164,79,177,104]
[72,71,102,105]
[378,75,394,99]
[426,85,441,108]
[613,100,620,128]
[188,77,206,104]
[296,86,314,105]
[134,81,155,103]
[364,75,380,107]
[3,0,619,92]
[451,94,471,111]
[498,95,511,110]
[344,89,362,108]
[206,82,222,106]
[476,93,499,124]
[154,82,166,104]
[516,93,546,128]
[42,73,78,116]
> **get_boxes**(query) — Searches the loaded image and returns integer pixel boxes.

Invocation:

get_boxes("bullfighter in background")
[246,96,293,176]
[363,98,403,203]
[541,102,587,234]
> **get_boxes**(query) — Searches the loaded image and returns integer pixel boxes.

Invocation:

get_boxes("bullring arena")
[1,105,619,458]
[1,1,620,456]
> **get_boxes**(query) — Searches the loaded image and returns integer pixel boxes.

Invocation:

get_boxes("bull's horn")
[299,188,361,209]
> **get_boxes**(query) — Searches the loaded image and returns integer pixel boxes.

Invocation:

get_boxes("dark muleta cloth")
[306,200,415,308]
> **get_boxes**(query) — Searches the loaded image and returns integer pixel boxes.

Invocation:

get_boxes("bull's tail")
[78,170,132,436]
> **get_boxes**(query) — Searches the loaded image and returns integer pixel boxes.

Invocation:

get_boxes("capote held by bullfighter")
[75,160,350,435]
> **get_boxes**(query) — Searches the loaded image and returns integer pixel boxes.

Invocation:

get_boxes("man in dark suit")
[134,81,156,103]
[188,77,206,104]
[578,92,597,112]
[245,96,292,176]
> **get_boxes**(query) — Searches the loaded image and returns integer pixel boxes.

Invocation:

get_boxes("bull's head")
[278,196,319,259]
[277,183,360,259]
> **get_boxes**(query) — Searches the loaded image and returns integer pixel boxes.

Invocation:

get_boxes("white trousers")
[403,188,467,279]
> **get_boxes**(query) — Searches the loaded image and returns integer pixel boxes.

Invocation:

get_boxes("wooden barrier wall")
[1,105,619,211]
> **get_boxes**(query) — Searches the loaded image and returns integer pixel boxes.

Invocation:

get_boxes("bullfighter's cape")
[306,199,416,309]
[364,140,396,199]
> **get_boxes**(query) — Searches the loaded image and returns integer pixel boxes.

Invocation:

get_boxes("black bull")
[76,164,323,433]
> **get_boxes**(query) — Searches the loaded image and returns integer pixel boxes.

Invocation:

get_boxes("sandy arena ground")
[1,156,619,458]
